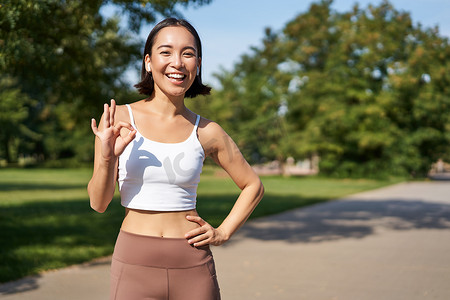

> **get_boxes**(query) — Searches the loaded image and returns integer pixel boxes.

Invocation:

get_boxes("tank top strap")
[125,104,137,128]
[189,115,200,138]
[191,114,200,137]
[194,114,200,129]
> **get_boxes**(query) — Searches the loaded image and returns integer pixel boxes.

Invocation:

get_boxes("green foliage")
[202,0,450,177]
[0,0,211,165]
[112,0,212,32]
[0,76,39,163]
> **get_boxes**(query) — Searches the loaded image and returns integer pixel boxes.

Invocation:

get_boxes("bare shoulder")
[198,117,224,136]
[197,117,231,155]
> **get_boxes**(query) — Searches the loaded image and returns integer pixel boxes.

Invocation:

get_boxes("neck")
[147,90,187,117]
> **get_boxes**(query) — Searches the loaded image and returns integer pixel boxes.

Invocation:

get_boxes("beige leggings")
[110,230,221,300]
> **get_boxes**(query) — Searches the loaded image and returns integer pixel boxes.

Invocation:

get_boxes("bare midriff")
[120,208,201,238]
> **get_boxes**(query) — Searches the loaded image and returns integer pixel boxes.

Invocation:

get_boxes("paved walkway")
[1,181,450,299]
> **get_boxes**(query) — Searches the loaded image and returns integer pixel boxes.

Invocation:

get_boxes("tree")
[0,76,39,164]
[206,0,450,177]
[0,0,212,164]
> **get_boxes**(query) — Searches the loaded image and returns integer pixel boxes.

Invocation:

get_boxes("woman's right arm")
[87,100,136,213]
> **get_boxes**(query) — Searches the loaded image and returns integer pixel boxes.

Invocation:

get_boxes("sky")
[120,0,450,87]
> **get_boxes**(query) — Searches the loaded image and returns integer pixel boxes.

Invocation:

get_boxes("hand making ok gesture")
[90,99,136,160]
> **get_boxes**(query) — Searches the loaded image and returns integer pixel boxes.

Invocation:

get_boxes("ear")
[144,54,151,72]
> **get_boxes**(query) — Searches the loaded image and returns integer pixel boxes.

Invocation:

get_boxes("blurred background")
[1,0,449,178]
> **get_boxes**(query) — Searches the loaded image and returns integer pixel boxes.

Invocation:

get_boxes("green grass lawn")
[0,167,402,283]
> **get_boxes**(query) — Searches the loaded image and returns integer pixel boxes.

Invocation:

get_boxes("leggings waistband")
[112,230,213,269]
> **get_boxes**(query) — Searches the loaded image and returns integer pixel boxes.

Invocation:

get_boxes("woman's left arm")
[185,120,264,247]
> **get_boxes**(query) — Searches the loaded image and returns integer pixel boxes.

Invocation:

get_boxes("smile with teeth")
[167,73,186,80]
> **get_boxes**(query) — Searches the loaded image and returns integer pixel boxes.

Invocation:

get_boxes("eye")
[160,51,171,56]
[183,52,195,57]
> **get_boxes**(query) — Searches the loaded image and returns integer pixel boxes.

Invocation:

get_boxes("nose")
[171,53,183,69]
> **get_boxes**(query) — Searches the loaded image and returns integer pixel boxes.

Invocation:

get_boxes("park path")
[1,181,450,299]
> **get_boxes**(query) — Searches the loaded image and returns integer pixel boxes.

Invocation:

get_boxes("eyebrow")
[157,45,197,53]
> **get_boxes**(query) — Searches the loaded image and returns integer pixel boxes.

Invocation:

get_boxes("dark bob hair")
[134,18,211,98]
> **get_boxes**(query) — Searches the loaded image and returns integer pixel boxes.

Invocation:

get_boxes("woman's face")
[147,26,201,98]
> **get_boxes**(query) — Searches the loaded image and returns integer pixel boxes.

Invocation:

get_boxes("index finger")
[186,215,206,226]
[114,121,135,132]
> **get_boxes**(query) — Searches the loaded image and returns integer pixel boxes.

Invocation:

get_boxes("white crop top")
[117,104,205,211]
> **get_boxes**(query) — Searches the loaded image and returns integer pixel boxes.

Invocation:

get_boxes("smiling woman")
[134,18,211,98]
[87,18,264,300]
[146,26,199,96]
